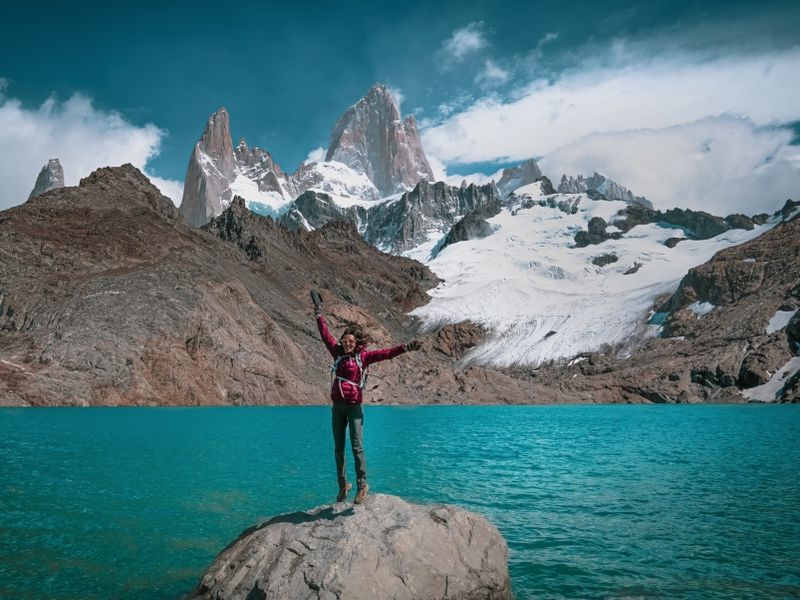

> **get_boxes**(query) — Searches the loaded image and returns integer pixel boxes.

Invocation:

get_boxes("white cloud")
[441,167,504,188]
[540,116,798,214]
[441,22,488,63]
[387,85,405,114]
[304,146,326,164]
[421,47,800,213]
[0,89,183,209]
[475,59,510,87]
[147,175,184,206]
[522,32,559,68]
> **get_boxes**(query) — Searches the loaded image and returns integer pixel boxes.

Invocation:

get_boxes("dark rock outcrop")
[190,494,511,600]
[326,83,435,197]
[664,237,685,248]
[362,181,500,253]
[278,190,359,233]
[278,180,500,254]
[28,159,65,199]
[574,217,622,247]
[592,253,619,267]
[436,202,502,255]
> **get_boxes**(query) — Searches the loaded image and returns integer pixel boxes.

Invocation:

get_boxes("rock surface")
[180,108,293,226]
[281,180,500,254]
[191,494,511,600]
[28,158,65,199]
[495,159,543,197]
[180,107,238,226]
[326,83,435,197]
[558,172,652,209]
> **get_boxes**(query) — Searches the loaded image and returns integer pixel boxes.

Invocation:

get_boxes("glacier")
[409,183,776,368]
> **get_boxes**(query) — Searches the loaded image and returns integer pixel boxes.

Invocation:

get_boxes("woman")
[312,290,420,504]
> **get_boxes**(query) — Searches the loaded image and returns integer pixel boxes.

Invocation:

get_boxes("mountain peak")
[199,107,235,169]
[325,83,434,196]
[28,158,65,199]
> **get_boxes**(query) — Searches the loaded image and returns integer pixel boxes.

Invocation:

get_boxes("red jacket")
[317,315,406,404]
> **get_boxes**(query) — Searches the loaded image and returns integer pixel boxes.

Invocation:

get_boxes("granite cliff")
[326,83,435,197]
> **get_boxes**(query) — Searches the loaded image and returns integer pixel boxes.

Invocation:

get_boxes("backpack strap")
[331,352,368,390]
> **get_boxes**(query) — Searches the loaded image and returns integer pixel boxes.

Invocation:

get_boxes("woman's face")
[341,334,357,353]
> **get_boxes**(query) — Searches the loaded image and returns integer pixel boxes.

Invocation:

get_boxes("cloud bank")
[422,47,800,213]
[0,86,183,210]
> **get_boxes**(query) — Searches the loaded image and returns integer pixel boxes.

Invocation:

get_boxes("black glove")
[405,339,422,351]
[310,289,323,315]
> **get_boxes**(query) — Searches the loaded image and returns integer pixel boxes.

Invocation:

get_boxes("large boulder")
[191,494,512,600]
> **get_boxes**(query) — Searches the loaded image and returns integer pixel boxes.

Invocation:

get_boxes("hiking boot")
[336,482,352,503]
[354,483,369,504]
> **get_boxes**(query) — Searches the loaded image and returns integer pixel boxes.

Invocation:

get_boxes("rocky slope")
[527,207,800,403]
[191,494,511,600]
[326,83,435,197]
[28,158,65,199]
[0,165,538,406]
[0,165,437,405]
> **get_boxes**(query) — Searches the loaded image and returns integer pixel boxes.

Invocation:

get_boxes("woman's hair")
[340,322,368,347]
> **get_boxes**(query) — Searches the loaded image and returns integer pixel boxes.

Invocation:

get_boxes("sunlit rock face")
[326,83,435,197]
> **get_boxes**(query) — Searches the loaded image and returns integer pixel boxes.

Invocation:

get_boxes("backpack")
[331,352,368,393]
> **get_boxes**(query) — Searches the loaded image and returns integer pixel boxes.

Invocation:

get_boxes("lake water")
[1,405,799,599]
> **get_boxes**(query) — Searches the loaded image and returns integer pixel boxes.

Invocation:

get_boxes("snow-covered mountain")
[280,180,500,254]
[558,172,653,209]
[28,158,65,199]
[409,181,790,368]
[180,83,437,227]
[326,83,434,197]
[179,108,295,226]
[495,159,543,197]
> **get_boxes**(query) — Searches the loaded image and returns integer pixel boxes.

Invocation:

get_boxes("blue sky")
[1,0,798,214]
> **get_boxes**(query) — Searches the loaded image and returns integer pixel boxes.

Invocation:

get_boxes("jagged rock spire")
[180,108,293,227]
[179,107,238,226]
[326,83,435,197]
[28,158,65,199]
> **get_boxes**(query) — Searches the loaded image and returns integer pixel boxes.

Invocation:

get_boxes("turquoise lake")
[1,405,799,599]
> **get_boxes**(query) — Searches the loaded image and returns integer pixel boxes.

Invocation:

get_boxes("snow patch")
[740,356,800,402]
[688,301,715,316]
[767,309,797,334]
[229,174,291,214]
[294,161,381,207]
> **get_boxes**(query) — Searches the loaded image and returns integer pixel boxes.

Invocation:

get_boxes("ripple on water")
[1,405,799,600]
